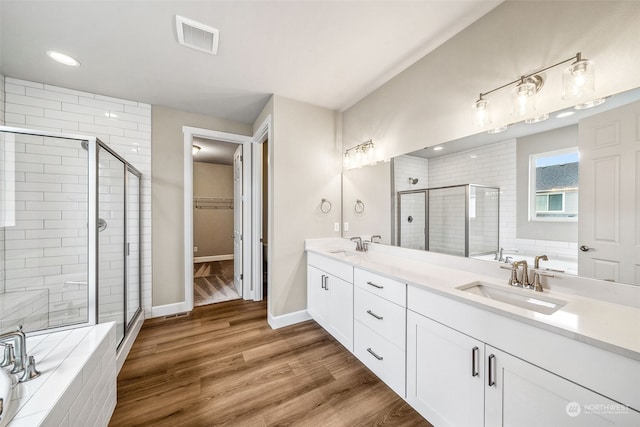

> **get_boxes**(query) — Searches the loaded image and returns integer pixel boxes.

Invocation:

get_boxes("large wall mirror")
[342,87,640,286]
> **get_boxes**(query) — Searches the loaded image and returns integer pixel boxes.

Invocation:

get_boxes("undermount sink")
[457,281,567,315]
[328,249,359,256]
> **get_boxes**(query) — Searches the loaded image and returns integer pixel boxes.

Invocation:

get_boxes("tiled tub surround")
[2,323,116,426]
[3,77,152,316]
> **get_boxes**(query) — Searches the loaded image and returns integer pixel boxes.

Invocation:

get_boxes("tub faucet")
[534,254,549,269]
[371,235,382,244]
[0,326,40,382]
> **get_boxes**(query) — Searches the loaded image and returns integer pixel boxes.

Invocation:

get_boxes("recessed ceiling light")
[469,154,478,159]
[433,146,444,151]
[46,50,80,67]
[487,126,508,134]
[556,111,575,118]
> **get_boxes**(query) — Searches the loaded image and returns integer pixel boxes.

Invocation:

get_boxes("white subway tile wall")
[1,74,5,296]
[392,155,428,246]
[428,186,467,256]
[429,140,518,254]
[3,78,152,330]
[398,191,426,250]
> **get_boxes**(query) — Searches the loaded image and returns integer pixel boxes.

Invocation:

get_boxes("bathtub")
[1,323,116,426]
[472,253,578,275]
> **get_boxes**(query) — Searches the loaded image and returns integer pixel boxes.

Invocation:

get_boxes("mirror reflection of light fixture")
[192,145,201,155]
[574,97,606,110]
[344,139,374,169]
[473,52,595,126]
[525,113,549,124]
[487,126,508,134]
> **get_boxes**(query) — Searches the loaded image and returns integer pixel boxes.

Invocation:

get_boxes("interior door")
[233,145,243,296]
[578,100,640,284]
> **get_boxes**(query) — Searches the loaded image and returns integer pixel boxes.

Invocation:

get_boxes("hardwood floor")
[110,299,430,426]
[194,261,240,306]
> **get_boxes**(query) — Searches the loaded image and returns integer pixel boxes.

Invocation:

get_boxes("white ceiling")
[0,1,501,124]
[193,137,237,165]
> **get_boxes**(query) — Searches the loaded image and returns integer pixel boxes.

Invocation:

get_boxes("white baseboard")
[268,309,312,329]
[194,254,233,263]
[151,301,192,318]
[116,310,144,373]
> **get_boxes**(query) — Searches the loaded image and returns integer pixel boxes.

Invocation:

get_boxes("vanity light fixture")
[574,97,606,110]
[487,126,508,134]
[344,139,374,169]
[192,145,201,155]
[472,52,594,127]
[525,113,549,124]
[46,50,80,67]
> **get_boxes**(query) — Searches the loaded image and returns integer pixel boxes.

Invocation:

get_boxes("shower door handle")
[127,242,130,256]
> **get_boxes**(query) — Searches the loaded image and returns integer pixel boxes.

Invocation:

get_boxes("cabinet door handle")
[366,310,383,320]
[471,346,479,377]
[324,275,329,291]
[488,354,496,387]
[366,347,383,361]
[321,275,326,289]
[366,281,384,289]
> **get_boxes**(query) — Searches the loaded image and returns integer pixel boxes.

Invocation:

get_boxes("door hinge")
[240,274,243,280]
[240,155,243,162]
[240,234,243,241]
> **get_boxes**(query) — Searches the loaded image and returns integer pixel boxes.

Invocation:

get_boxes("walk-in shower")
[397,184,499,257]
[0,127,141,348]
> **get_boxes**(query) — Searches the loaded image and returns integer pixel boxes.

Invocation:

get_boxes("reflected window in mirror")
[529,148,578,222]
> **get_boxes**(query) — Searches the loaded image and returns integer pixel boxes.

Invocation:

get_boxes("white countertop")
[306,240,640,361]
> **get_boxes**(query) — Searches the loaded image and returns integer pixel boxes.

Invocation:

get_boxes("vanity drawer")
[354,287,406,349]
[355,268,406,307]
[307,252,353,283]
[354,320,405,397]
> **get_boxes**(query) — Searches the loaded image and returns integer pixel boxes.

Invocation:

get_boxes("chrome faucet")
[0,326,40,382]
[371,235,382,243]
[350,236,364,252]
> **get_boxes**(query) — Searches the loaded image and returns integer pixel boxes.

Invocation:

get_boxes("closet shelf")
[193,197,234,210]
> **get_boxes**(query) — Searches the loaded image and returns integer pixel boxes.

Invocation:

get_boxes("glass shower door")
[126,169,141,327]
[98,146,125,345]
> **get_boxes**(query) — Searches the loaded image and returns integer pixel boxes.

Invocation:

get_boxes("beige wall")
[342,1,640,161]
[151,106,251,306]
[193,162,234,257]
[256,96,342,317]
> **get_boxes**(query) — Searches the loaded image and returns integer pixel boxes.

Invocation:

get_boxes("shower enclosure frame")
[0,126,142,347]
[397,184,500,258]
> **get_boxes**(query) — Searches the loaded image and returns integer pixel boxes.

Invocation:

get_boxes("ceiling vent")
[175,15,219,55]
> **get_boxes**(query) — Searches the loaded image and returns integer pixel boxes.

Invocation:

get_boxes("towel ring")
[320,198,332,214]
[354,199,365,214]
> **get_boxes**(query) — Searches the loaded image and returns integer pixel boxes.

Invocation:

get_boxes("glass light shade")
[472,98,491,127]
[563,59,595,99]
[512,80,537,117]
[525,113,549,124]
[574,97,605,110]
[487,126,508,134]
[192,145,201,155]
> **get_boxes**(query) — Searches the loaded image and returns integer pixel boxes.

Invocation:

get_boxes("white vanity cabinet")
[407,310,484,427]
[407,286,640,427]
[307,253,354,351]
[353,268,407,397]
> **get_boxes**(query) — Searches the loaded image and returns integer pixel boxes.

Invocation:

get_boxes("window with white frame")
[529,148,579,221]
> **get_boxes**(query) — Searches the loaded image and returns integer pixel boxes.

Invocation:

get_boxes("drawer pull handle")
[471,346,479,377]
[366,347,383,361]
[488,354,496,387]
[321,275,326,289]
[366,281,384,289]
[366,310,383,320]
[323,276,329,291]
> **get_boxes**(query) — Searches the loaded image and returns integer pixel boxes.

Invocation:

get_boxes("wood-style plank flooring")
[194,261,240,306]
[110,299,430,426]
